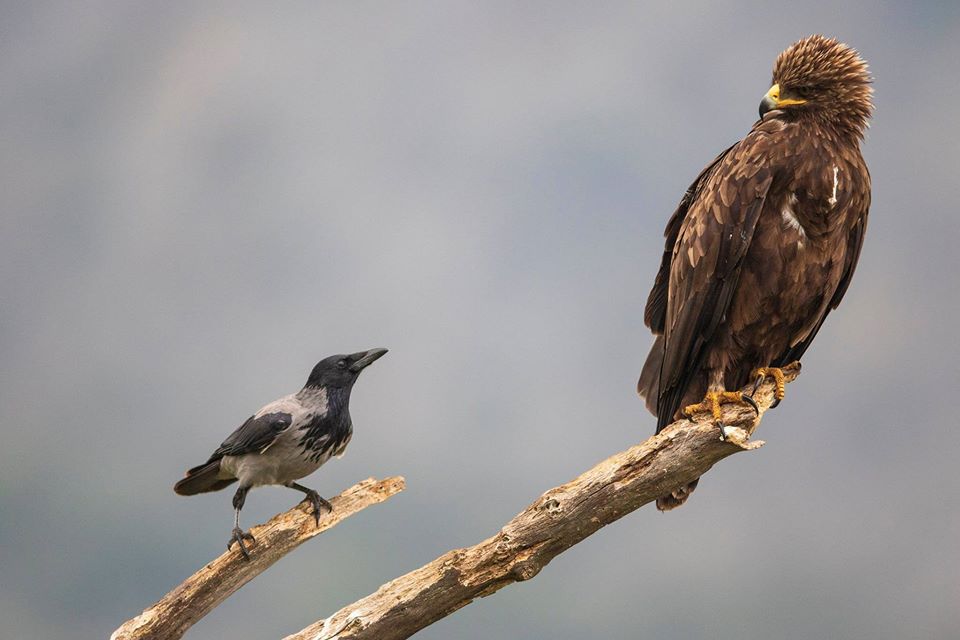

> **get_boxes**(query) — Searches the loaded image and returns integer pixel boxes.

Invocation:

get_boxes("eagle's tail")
[637,335,664,416]
[173,460,236,495]
[656,478,699,511]
[639,335,701,510]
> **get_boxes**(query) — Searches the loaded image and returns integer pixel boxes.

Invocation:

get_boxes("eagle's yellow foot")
[750,361,800,408]
[683,390,759,441]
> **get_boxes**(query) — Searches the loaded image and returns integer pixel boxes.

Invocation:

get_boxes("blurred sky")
[2,2,959,639]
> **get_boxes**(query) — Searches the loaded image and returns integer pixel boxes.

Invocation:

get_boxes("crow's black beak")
[348,348,388,372]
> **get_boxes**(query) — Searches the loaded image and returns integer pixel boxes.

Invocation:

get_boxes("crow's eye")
[337,360,347,369]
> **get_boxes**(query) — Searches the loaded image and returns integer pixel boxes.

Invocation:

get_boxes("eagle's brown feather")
[638,35,872,509]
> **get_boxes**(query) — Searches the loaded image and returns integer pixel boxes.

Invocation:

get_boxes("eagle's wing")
[775,187,870,365]
[644,143,738,334]
[638,143,736,415]
[207,411,293,461]
[655,133,775,432]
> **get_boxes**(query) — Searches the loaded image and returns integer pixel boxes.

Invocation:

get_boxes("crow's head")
[305,348,388,389]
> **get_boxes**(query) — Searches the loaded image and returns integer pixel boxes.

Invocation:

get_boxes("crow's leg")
[227,486,256,560]
[285,482,332,526]
[749,361,801,408]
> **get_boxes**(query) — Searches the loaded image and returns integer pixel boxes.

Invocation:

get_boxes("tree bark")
[111,476,405,640]
[286,365,799,640]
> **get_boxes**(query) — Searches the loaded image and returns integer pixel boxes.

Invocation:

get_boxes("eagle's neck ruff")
[797,102,870,143]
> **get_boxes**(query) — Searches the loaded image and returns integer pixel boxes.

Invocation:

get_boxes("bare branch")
[111,476,405,640]
[286,366,799,640]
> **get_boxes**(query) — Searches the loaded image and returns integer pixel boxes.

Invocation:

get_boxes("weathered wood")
[286,366,799,640]
[111,476,405,640]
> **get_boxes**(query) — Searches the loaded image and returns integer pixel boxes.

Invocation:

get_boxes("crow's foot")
[303,490,333,527]
[683,390,759,440]
[228,527,256,560]
[286,482,333,526]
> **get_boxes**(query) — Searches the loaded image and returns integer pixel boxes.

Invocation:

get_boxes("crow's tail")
[173,460,236,495]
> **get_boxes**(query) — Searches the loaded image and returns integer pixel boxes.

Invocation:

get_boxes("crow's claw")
[228,527,256,560]
[305,490,332,527]
[286,482,333,527]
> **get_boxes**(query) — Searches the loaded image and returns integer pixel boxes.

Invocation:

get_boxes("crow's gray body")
[218,387,350,488]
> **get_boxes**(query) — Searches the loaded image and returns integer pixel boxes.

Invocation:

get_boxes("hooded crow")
[174,348,388,559]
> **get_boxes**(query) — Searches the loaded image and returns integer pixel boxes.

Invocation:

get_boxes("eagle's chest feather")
[726,178,853,360]
[779,164,850,239]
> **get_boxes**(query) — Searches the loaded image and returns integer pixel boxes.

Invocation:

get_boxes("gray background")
[2,2,958,639]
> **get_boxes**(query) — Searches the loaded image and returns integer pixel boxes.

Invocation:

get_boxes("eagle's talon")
[683,390,757,438]
[751,365,793,402]
[751,372,766,397]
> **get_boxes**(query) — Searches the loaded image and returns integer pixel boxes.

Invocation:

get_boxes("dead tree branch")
[286,365,799,640]
[111,476,405,640]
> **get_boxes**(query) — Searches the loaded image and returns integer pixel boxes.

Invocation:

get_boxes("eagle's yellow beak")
[759,83,807,117]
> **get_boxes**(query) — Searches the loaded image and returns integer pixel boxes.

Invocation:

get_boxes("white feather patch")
[828,166,839,207]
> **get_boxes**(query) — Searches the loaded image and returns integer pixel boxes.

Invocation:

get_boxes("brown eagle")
[637,35,872,510]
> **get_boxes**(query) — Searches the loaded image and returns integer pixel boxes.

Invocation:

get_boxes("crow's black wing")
[206,412,293,461]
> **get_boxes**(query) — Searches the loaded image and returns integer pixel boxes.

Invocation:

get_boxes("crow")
[174,348,387,558]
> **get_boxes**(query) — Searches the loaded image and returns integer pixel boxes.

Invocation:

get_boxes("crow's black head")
[305,348,388,389]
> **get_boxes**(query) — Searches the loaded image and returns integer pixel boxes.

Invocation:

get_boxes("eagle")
[637,35,872,510]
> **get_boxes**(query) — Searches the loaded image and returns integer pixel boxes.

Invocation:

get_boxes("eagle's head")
[760,35,873,139]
